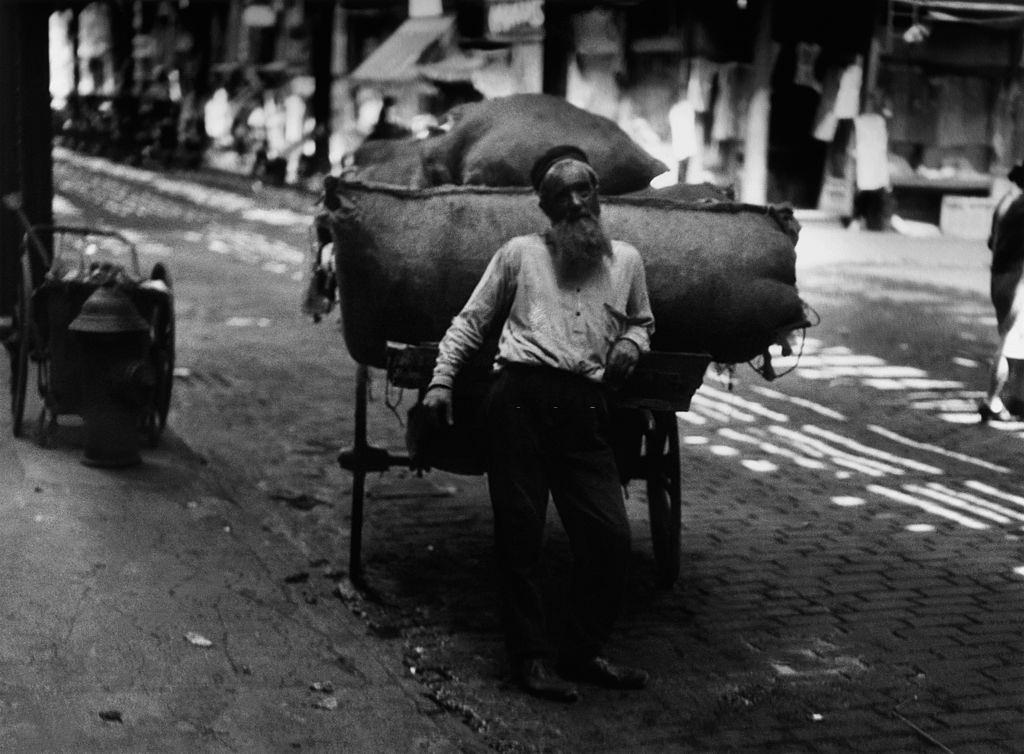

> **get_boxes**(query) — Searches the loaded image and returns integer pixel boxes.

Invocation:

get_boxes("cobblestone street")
[2,151,1021,752]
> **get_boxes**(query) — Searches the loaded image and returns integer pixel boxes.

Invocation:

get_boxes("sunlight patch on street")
[709,445,740,457]
[741,459,777,473]
[867,485,989,529]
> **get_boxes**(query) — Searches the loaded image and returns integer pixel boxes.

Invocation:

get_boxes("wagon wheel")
[147,262,175,447]
[645,410,682,588]
[9,253,33,437]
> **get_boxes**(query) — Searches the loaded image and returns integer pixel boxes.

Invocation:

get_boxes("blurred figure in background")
[980,163,1024,422]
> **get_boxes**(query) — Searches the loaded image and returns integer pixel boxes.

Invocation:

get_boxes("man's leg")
[484,371,552,664]
[485,370,579,701]
[547,398,647,690]
[549,434,631,662]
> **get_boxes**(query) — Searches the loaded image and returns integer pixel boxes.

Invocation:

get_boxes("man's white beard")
[547,214,613,279]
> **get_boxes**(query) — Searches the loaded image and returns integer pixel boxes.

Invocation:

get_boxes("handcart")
[4,219,174,447]
[313,178,806,589]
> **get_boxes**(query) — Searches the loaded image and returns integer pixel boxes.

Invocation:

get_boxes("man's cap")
[530,145,591,192]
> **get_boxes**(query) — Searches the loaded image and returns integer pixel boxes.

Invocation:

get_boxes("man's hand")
[605,339,641,389]
[422,385,454,426]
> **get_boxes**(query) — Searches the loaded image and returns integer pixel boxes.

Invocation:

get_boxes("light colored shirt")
[431,233,655,388]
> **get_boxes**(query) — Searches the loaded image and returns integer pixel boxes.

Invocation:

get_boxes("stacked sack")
[419,94,668,194]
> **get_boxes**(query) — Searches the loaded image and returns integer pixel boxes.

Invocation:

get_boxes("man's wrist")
[426,383,453,392]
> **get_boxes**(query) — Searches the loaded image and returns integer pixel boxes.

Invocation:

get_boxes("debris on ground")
[310,681,335,693]
[421,686,487,734]
[98,710,123,723]
[269,490,331,511]
[367,622,403,639]
[184,631,214,648]
[312,696,339,711]
[334,578,360,602]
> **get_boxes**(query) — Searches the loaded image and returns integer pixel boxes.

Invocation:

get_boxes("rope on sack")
[746,301,820,381]
[383,374,406,428]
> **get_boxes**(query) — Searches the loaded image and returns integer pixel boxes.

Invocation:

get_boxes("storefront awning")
[416,52,485,83]
[349,15,455,85]
[895,0,1024,26]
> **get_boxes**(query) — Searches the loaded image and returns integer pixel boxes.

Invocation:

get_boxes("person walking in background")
[422,145,655,702]
[980,163,1024,422]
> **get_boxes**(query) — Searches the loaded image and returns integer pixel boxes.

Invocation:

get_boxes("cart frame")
[338,347,710,589]
[5,224,175,446]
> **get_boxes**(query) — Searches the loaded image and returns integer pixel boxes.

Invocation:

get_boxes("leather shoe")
[559,656,649,690]
[515,659,579,702]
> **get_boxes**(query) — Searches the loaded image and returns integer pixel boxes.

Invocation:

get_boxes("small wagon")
[4,223,174,446]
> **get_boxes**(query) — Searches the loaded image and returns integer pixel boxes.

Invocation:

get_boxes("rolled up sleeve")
[430,243,517,389]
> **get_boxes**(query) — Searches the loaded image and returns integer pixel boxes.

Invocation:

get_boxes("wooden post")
[309,0,335,174]
[0,2,54,316]
[0,2,19,317]
[741,0,774,205]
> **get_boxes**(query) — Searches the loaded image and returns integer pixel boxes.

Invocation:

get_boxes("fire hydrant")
[69,285,154,467]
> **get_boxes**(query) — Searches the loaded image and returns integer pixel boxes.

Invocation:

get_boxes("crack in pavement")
[214,600,244,676]
[53,583,93,661]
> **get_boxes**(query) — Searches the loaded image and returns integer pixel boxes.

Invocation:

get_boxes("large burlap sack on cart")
[420,94,669,194]
[326,182,806,369]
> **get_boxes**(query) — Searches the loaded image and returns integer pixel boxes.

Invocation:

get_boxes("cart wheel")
[10,254,34,437]
[645,411,682,588]
[149,262,174,443]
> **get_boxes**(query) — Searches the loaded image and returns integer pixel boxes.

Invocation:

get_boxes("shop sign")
[243,3,277,28]
[486,0,544,41]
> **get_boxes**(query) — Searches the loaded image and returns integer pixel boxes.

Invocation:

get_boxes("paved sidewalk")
[0,414,478,752]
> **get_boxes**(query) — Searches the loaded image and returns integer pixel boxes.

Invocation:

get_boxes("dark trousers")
[484,364,631,664]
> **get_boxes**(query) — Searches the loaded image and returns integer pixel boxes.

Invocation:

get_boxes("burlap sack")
[348,136,431,187]
[628,182,735,202]
[420,94,668,194]
[326,182,806,368]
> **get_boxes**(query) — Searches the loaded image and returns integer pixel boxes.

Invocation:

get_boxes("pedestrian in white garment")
[980,164,1024,422]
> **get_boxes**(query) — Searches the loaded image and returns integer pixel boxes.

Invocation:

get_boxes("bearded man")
[423,145,655,702]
